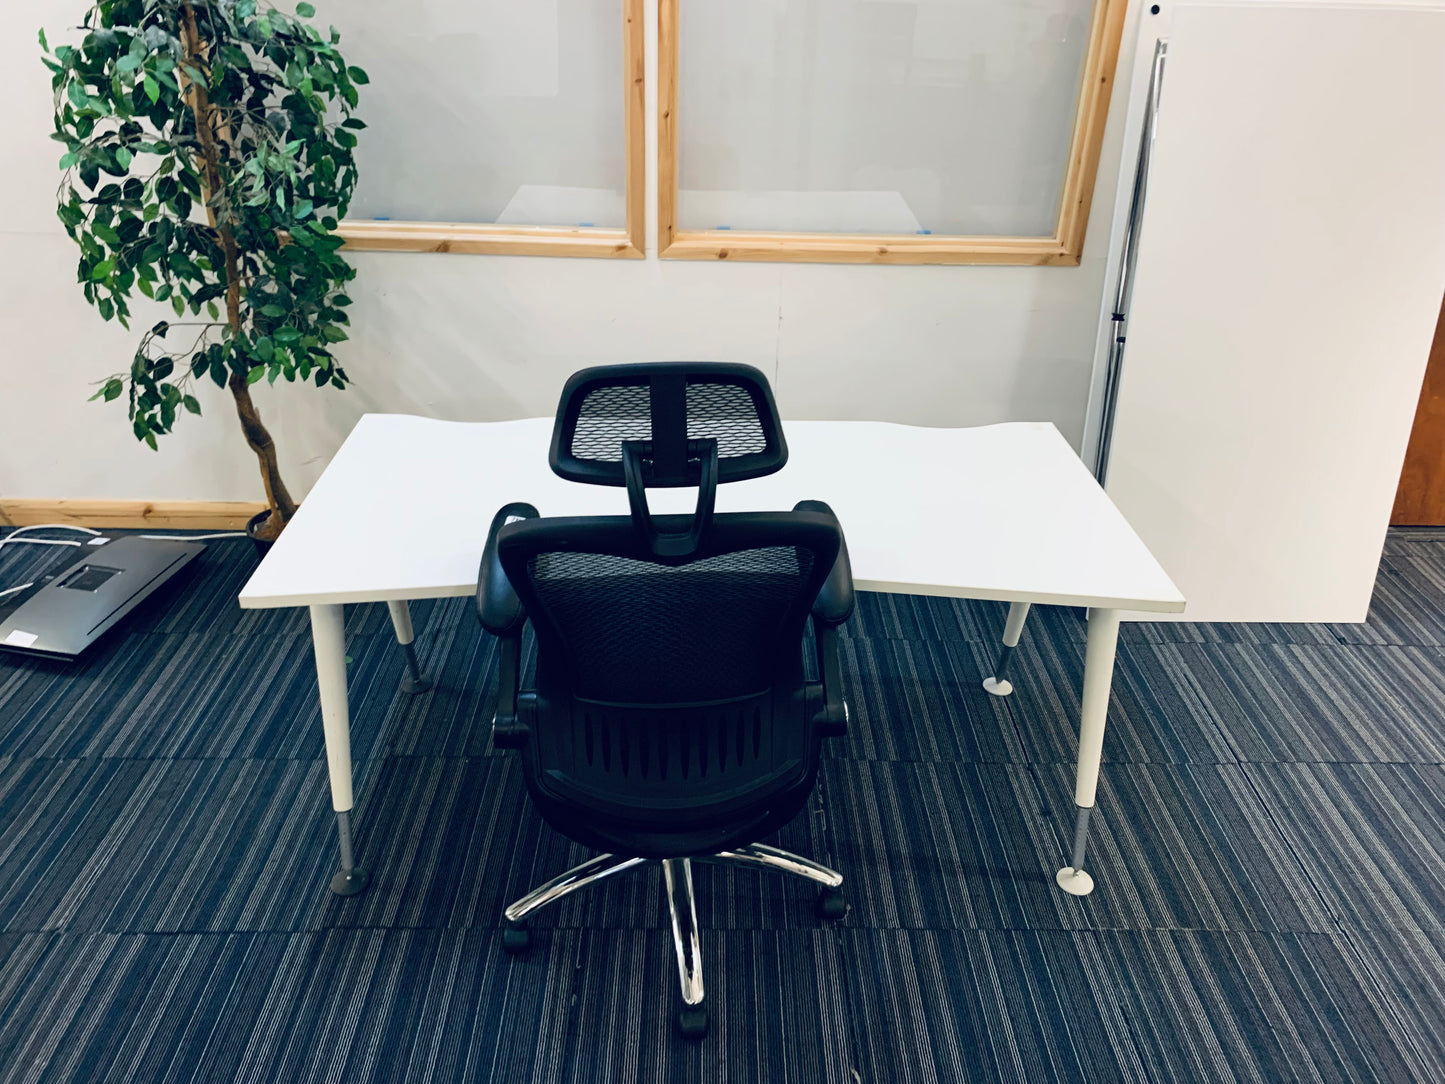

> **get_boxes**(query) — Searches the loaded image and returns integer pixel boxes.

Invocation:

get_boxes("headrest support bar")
[623,438,718,558]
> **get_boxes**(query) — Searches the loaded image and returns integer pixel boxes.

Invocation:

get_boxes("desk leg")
[386,600,431,694]
[982,601,1032,697]
[1056,607,1120,897]
[310,604,370,897]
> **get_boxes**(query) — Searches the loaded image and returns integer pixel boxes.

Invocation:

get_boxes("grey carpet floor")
[1,527,1443,1083]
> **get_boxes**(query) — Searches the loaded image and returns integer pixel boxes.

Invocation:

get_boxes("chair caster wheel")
[501,920,530,953]
[676,1003,708,1039]
[816,885,847,921]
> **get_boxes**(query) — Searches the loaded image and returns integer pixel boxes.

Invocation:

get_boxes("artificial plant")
[42,0,368,539]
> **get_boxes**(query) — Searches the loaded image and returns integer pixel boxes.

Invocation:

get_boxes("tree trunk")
[180,3,296,537]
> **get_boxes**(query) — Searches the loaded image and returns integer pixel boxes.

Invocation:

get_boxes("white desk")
[239,415,1184,897]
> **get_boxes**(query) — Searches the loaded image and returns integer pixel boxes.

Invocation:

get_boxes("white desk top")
[238,415,1185,614]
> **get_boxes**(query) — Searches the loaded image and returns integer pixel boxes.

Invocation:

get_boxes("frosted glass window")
[343,0,627,228]
[677,0,1095,237]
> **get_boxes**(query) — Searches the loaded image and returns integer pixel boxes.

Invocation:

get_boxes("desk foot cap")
[330,867,371,896]
[1055,867,1094,896]
[400,674,432,695]
[982,677,1013,697]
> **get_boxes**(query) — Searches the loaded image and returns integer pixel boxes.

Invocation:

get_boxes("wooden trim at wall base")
[0,500,268,530]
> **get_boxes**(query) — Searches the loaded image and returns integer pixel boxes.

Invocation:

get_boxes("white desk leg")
[982,601,1032,697]
[385,599,431,694]
[1056,607,1120,897]
[310,604,370,896]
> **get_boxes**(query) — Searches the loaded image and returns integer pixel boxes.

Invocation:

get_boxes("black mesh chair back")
[496,512,841,856]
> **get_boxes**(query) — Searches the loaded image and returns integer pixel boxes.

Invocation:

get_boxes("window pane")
[678,0,1095,237]
[345,0,626,227]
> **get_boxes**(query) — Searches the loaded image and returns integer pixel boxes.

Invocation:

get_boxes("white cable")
[0,523,97,560]
[0,527,95,599]
[2,524,101,538]
[139,532,248,541]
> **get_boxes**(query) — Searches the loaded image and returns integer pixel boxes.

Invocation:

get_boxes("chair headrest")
[549,362,788,488]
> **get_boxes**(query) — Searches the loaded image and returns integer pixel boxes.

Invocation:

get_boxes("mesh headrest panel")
[549,362,787,487]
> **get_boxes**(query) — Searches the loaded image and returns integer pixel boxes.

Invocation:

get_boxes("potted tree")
[42,0,367,546]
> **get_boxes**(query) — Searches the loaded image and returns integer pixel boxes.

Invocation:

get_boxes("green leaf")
[296,1,316,15]
[182,395,201,415]
[172,294,185,317]
[92,223,121,245]
[248,365,265,384]
[38,27,48,52]
[115,147,132,170]
[67,80,88,110]
[89,377,122,402]
[90,259,114,281]
[321,325,348,342]
[255,337,275,361]
[260,303,286,318]
[347,65,369,85]
[143,74,159,103]
[256,15,273,38]
[117,54,142,73]
[58,151,78,169]
[144,431,158,451]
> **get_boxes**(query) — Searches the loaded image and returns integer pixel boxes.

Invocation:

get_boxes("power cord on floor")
[139,533,248,541]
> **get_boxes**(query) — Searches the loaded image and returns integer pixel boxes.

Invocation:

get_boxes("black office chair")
[476,362,854,1038]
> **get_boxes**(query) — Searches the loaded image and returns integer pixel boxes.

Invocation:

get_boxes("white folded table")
[239,414,1184,898]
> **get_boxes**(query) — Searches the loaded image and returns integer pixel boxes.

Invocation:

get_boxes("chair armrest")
[491,633,529,749]
[476,502,539,637]
[794,499,854,628]
[812,622,849,736]
[477,503,537,751]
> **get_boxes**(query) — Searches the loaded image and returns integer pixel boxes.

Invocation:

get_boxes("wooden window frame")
[339,0,646,259]
[657,0,1126,266]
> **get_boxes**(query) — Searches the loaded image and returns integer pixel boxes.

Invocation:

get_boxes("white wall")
[0,0,1147,504]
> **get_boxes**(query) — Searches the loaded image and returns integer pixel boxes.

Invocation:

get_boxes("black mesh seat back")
[549,362,787,488]
[497,511,840,845]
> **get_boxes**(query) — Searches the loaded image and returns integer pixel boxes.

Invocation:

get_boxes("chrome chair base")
[501,842,846,1038]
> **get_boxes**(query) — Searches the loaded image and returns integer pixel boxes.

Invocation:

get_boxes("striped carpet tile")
[1081,929,1431,1083]
[0,929,858,1084]
[6,528,1445,1080]
[841,929,1146,1083]
[0,757,337,934]
[1002,633,1242,766]
[0,626,409,763]
[831,636,1025,763]
[1336,925,1445,1077]
[1244,762,1445,931]
[820,760,1334,934]
[327,754,835,934]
